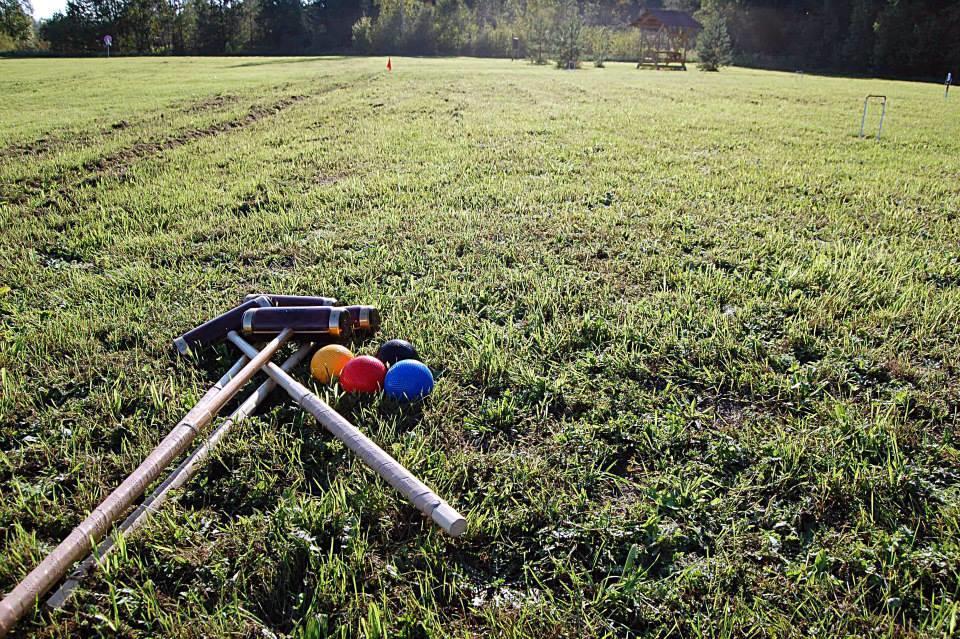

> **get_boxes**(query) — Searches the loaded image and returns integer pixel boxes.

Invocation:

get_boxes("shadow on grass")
[226,56,350,68]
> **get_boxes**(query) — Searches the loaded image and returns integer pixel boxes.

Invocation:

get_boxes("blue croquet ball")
[376,339,419,366]
[384,359,434,401]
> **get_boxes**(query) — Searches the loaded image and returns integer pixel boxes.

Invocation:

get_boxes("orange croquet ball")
[310,344,354,384]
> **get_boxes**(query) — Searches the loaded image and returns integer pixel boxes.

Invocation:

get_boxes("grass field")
[1,56,959,638]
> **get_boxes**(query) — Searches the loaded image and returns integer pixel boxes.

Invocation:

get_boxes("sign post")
[947,72,953,99]
[103,34,112,57]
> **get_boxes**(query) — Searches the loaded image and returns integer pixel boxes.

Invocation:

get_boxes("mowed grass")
[1,56,959,638]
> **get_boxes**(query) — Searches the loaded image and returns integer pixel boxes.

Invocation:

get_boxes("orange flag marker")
[387,57,393,71]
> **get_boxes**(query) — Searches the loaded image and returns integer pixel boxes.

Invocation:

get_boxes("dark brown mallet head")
[342,305,381,333]
[174,296,271,355]
[241,306,353,339]
[245,294,339,307]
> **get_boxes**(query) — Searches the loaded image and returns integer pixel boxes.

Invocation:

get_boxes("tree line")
[715,0,959,77]
[1,0,957,78]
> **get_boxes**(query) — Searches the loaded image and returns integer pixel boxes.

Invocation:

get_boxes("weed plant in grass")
[1,56,959,637]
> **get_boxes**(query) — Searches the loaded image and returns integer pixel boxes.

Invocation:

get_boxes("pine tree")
[194,0,229,52]
[842,0,877,71]
[697,9,732,71]
[552,0,581,68]
[256,0,305,51]
[521,0,553,64]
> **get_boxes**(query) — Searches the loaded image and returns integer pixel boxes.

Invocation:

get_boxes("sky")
[31,0,66,19]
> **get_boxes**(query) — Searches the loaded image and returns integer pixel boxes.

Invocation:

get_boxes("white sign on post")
[947,72,953,99]
[103,34,112,57]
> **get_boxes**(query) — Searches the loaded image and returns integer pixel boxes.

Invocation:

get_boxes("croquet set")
[0,294,465,637]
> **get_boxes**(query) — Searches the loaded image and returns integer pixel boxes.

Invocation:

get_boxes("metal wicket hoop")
[859,95,887,140]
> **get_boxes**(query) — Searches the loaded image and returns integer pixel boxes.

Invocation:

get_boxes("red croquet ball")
[339,355,387,393]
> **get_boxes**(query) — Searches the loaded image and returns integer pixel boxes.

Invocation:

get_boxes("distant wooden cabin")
[631,8,702,70]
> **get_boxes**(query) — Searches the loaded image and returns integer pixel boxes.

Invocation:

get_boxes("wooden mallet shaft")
[0,329,293,638]
[45,342,315,609]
